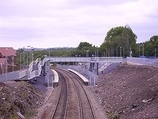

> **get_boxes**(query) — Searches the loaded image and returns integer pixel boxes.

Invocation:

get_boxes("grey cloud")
[0,0,158,48]
[0,27,43,40]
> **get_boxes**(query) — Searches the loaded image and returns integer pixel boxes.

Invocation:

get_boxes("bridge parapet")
[44,57,123,63]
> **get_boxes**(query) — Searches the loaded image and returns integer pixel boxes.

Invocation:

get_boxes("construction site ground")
[0,64,157,119]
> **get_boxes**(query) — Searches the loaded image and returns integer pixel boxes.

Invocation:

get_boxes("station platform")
[68,69,89,85]
[52,69,59,87]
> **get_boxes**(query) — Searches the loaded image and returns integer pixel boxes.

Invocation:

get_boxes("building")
[0,47,16,67]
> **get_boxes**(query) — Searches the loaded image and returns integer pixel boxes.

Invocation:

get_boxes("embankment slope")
[95,64,158,119]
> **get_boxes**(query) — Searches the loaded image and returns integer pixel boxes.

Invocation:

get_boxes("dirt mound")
[95,64,158,119]
[0,81,44,119]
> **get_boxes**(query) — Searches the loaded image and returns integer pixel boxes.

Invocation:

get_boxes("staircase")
[0,58,47,82]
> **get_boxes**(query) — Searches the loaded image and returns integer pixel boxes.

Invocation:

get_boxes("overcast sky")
[0,0,158,49]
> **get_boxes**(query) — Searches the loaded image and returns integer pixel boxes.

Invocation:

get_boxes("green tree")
[73,42,98,57]
[143,35,158,57]
[100,25,137,57]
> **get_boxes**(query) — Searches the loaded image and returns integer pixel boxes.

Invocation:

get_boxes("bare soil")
[0,81,45,119]
[1,64,158,119]
[95,64,158,119]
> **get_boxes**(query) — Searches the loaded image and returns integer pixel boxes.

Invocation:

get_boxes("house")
[0,47,16,66]
[0,58,6,67]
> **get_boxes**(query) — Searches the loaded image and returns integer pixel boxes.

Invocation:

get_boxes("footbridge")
[0,57,123,82]
[0,56,158,83]
[44,57,123,63]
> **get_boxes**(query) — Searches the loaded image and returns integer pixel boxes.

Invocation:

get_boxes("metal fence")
[57,64,98,86]
[1,57,158,82]
[126,57,157,66]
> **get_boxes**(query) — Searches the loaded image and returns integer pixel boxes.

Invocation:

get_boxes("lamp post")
[139,45,140,57]
[0,63,2,75]
[31,47,35,62]
[23,50,25,66]
[28,47,35,62]
[106,49,107,57]
[5,48,8,81]
[49,50,50,57]
[20,52,22,70]
[130,46,132,57]
[26,46,30,65]
[143,43,144,56]
[26,51,29,67]
[120,47,122,57]
[85,50,89,57]
[12,56,14,71]
[155,48,157,58]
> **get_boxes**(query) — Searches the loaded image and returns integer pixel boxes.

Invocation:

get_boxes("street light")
[49,50,50,57]
[143,43,144,56]
[139,45,140,57]
[12,56,14,71]
[0,63,2,75]
[31,47,35,62]
[155,48,157,58]
[5,48,8,81]
[85,50,89,57]
[27,47,34,62]
[120,47,122,57]
[19,52,21,70]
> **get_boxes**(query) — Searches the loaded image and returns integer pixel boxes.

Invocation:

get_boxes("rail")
[72,72,96,119]
[51,70,68,119]
[58,69,96,119]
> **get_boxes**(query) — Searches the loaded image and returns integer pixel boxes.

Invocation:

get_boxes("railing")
[18,69,27,79]
[0,69,29,81]
[45,57,124,63]
[28,61,34,71]
[1,56,158,82]
[1,72,19,81]
[36,60,42,76]
[127,57,156,66]
[27,70,36,80]
[151,59,158,67]
[0,58,44,82]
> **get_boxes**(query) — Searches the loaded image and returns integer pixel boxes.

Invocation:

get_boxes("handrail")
[28,61,34,71]
[1,57,157,82]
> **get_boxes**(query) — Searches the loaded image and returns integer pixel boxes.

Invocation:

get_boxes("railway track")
[54,68,96,119]
[67,70,96,119]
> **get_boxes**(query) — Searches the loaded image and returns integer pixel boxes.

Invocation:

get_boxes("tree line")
[74,25,157,58]
[16,25,158,64]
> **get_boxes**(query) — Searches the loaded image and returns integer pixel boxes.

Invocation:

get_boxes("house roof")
[0,47,16,56]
